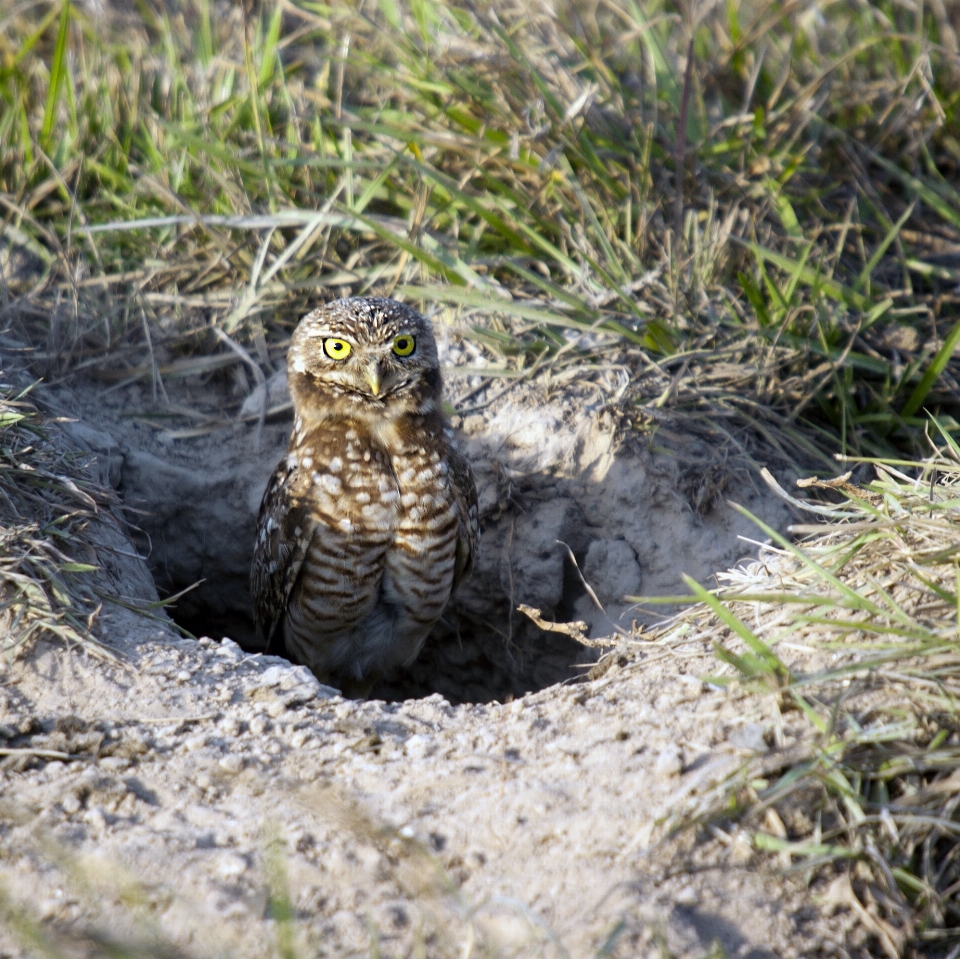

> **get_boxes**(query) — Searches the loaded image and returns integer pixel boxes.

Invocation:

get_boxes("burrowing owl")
[251,297,479,697]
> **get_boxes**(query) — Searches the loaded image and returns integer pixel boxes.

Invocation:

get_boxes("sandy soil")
[0,336,869,958]
[0,596,855,958]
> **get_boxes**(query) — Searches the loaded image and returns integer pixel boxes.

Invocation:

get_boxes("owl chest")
[391,449,457,541]
[297,443,457,546]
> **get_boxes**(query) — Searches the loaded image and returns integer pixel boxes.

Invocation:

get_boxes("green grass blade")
[13,4,61,68]
[928,413,960,462]
[854,201,915,294]
[488,21,565,119]
[264,824,297,959]
[773,189,802,238]
[740,240,871,311]
[682,574,790,682]
[729,503,887,616]
[782,239,815,304]
[398,284,648,345]
[865,147,960,231]
[40,0,71,150]
[404,157,536,254]
[259,2,283,88]
[379,0,402,29]
[737,271,772,326]
[900,318,960,418]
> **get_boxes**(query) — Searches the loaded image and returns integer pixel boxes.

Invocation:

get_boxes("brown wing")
[251,458,317,647]
[448,444,479,591]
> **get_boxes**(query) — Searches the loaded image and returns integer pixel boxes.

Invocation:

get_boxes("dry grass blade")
[0,375,114,665]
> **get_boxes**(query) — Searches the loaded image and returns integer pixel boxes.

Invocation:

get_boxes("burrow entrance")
[55,372,794,704]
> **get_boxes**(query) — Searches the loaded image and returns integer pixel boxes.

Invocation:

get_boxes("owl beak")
[364,363,382,397]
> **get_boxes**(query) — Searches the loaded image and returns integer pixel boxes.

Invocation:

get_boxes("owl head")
[287,297,443,424]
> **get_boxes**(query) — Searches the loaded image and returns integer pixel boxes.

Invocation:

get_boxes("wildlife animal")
[251,297,479,698]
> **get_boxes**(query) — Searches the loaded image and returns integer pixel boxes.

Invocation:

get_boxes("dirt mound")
[0,342,871,957]
[0,588,849,959]
[44,339,793,704]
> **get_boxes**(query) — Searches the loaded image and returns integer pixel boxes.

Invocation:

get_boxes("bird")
[251,297,479,698]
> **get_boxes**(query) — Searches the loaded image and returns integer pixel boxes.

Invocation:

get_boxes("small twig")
[213,327,267,447]
[0,748,76,760]
[758,467,858,517]
[517,604,588,639]
[795,471,854,489]
[517,604,616,649]
[135,714,218,725]
[557,540,605,614]
[556,541,632,637]
[213,327,266,391]
[240,401,293,423]
[140,306,168,405]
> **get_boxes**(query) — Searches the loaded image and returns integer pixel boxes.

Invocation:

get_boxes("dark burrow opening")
[116,424,598,706]
[167,592,594,705]
[3,313,796,708]
[54,369,793,707]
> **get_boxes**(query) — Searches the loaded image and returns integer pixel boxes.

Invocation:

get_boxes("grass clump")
[0,373,113,667]
[622,436,960,957]
[1,0,960,463]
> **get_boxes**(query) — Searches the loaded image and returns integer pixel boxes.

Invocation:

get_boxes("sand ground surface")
[0,607,854,958]
[0,344,864,958]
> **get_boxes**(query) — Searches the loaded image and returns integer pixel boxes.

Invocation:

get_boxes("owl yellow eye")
[324,338,352,360]
[392,334,416,357]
